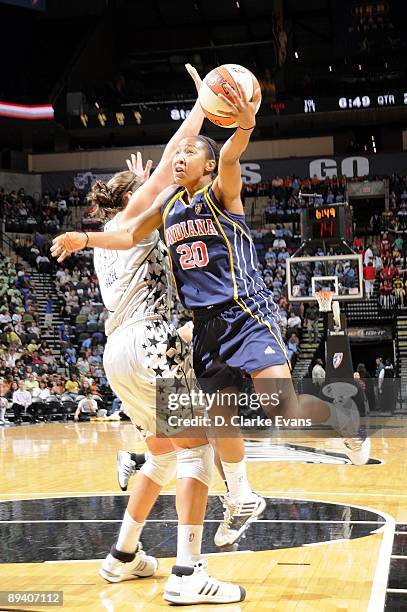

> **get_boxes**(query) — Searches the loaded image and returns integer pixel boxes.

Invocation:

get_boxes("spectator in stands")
[363,261,376,299]
[49,378,63,395]
[0,380,9,425]
[32,380,51,401]
[36,253,51,273]
[371,250,383,273]
[375,357,385,403]
[64,344,77,367]
[305,303,320,342]
[312,359,325,396]
[370,211,381,234]
[65,374,79,397]
[286,333,299,365]
[74,392,98,422]
[287,309,302,335]
[364,243,373,265]
[59,323,72,343]
[273,235,286,249]
[12,380,32,425]
[44,294,53,331]
[24,372,39,395]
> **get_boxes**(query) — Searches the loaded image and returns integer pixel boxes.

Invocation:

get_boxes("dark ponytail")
[87,170,139,220]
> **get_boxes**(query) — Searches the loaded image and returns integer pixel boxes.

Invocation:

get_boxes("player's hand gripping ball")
[199,64,261,128]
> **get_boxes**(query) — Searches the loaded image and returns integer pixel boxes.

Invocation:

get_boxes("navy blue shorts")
[193,293,289,393]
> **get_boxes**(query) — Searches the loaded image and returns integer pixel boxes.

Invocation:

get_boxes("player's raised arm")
[119,65,204,223]
[212,83,261,214]
[50,186,175,263]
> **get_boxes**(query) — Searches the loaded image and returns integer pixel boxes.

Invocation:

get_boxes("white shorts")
[103,316,196,436]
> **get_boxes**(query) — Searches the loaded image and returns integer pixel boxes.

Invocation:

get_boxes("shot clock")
[300,204,353,242]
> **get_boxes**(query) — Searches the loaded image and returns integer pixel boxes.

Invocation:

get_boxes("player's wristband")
[238,124,256,131]
[81,230,89,248]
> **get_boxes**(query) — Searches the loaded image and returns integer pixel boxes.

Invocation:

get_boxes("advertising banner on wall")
[347,327,393,342]
[40,151,407,193]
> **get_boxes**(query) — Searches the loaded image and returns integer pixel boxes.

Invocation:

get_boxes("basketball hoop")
[314,290,334,312]
[314,291,342,329]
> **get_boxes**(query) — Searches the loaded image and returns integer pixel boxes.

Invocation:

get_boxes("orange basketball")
[199,64,261,128]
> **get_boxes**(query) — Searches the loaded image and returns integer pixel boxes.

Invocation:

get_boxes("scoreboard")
[270,89,407,116]
[301,204,353,242]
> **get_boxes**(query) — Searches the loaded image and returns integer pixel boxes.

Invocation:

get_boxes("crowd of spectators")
[242,174,347,223]
[0,186,83,234]
[0,248,113,426]
[2,173,407,425]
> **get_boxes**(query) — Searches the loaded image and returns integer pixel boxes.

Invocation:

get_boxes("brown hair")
[87,170,140,220]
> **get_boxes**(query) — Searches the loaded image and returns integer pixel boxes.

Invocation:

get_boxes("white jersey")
[93,215,171,336]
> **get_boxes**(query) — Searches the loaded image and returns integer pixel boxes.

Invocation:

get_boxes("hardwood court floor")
[0,418,406,611]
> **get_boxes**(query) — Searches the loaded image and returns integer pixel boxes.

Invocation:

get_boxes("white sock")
[116,510,144,554]
[221,459,253,501]
[176,524,203,567]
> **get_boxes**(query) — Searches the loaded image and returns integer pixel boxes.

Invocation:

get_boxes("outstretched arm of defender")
[212,83,261,214]
[120,65,204,223]
[51,186,174,262]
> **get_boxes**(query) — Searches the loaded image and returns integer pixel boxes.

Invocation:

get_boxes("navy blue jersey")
[161,183,274,311]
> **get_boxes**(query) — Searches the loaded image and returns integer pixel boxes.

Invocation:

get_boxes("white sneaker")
[329,397,371,465]
[214,493,266,548]
[330,396,361,437]
[117,451,136,491]
[163,559,245,605]
[344,432,371,466]
[99,543,158,582]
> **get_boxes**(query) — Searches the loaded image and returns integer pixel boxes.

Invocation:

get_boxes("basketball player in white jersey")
[54,68,268,554]
[64,67,246,605]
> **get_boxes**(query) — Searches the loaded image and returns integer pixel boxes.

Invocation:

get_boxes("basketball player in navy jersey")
[52,72,370,550]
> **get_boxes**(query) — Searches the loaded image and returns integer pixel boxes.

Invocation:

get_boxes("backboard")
[286,254,363,303]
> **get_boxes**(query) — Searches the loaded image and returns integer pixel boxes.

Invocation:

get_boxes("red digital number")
[321,219,334,237]
[176,241,209,270]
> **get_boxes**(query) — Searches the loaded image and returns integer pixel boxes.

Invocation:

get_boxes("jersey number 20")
[176,241,209,270]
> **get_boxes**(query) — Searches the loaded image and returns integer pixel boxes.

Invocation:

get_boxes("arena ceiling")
[0,0,406,153]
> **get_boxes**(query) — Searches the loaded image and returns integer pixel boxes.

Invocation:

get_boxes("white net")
[314,290,334,312]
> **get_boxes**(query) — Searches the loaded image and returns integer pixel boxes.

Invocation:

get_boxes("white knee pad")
[140,450,177,487]
[176,443,214,487]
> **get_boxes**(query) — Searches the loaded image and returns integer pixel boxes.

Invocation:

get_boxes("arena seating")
[2,173,407,424]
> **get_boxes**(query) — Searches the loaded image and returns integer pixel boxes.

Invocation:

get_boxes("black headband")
[197,136,217,163]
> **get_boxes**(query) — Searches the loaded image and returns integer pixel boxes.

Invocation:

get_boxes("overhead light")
[358,63,362,71]
[329,65,333,72]
[235,0,240,7]
[80,113,88,127]
[133,111,142,125]
[98,112,107,127]
[95,102,100,109]
[294,51,299,59]
[116,112,125,126]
